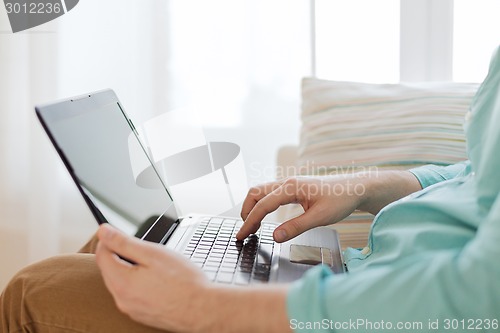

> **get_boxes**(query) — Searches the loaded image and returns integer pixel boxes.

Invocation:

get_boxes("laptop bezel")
[35,89,180,243]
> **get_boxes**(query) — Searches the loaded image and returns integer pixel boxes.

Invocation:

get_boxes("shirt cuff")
[409,161,470,188]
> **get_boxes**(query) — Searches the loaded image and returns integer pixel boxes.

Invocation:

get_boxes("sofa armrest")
[275,145,373,250]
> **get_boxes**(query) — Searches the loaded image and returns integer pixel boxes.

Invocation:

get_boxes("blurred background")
[1,0,499,289]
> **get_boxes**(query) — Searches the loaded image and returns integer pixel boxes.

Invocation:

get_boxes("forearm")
[357,170,422,215]
[199,285,292,333]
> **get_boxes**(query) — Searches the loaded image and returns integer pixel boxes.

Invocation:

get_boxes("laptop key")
[204,271,217,281]
[223,255,238,262]
[219,266,236,273]
[192,261,204,268]
[216,272,234,284]
[254,264,271,276]
[202,264,220,272]
[204,255,220,262]
[234,273,251,285]
[191,253,208,260]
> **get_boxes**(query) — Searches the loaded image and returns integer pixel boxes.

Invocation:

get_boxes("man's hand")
[237,171,423,242]
[95,224,209,332]
[95,224,292,333]
[237,175,366,242]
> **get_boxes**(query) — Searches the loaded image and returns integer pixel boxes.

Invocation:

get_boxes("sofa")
[275,77,478,250]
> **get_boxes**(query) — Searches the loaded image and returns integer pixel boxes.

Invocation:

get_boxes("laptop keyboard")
[182,217,276,285]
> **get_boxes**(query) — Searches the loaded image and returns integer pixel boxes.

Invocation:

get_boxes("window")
[453,0,500,82]
[314,0,400,83]
[314,0,500,83]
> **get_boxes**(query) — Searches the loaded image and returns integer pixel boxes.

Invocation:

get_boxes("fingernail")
[100,224,114,239]
[274,229,287,242]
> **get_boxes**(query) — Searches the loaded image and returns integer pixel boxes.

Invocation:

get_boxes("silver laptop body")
[35,89,345,285]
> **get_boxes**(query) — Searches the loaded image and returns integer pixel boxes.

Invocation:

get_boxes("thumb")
[97,224,157,265]
[273,210,319,243]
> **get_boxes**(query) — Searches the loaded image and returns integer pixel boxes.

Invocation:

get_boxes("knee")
[1,257,57,331]
[1,254,98,332]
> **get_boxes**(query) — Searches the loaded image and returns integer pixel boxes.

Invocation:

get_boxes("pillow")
[299,78,479,174]
[295,78,479,249]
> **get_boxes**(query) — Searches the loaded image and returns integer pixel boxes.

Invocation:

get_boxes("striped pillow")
[297,78,478,249]
[299,78,479,174]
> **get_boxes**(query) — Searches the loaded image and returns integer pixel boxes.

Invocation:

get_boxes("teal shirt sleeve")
[287,44,500,331]
[409,161,470,188]
[287,194,500,333]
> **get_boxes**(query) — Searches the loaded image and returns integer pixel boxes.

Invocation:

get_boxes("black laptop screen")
[38,95,177,241]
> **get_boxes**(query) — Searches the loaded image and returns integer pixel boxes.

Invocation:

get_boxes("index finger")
[236,182,298,240]
[240,182,282,221]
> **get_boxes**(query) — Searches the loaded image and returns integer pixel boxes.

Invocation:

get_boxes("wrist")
[348,172,375,211]
[190,283,219,333]
[195,284,291,333]
[356,170,422,214]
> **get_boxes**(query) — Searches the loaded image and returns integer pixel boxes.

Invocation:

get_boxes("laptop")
[35,89,345,284]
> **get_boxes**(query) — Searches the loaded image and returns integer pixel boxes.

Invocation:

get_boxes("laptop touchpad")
[290,244,321,265]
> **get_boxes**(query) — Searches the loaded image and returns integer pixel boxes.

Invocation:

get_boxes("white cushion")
[299,78,479,173]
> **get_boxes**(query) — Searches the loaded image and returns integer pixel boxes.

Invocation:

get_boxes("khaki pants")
[0,236,171,333]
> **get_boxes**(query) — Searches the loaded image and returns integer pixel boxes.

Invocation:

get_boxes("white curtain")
[0,0,309,288]
[0,0,172,288]
[0,14,62,271]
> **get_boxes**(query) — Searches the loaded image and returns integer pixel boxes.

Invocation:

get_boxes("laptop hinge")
[159,220,180,245]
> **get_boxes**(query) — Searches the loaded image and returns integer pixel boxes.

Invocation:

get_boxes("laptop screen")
[37,91,178,242]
